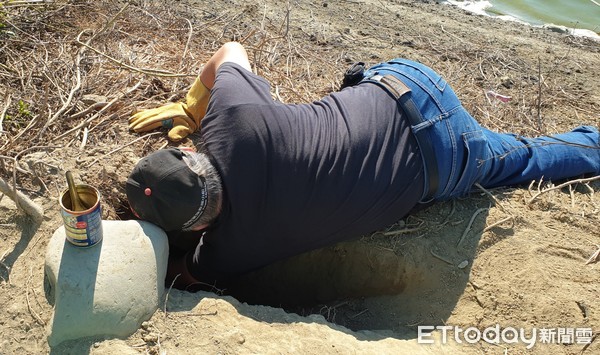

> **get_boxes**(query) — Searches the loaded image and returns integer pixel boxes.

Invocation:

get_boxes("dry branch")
[474,183,515,231]
[37,46,82,139]
[527,175,600,205]
[430,249,453,265]
[26,266,46,326]
[75,36,194,78]
[0,177,43,222]
[83,131,162,168]
[51,81,143,142]
[457,207,489,248]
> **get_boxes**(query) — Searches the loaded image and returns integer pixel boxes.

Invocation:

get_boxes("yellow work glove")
[129,76,210,141]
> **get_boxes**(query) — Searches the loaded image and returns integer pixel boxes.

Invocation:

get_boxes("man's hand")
[129,42,249,141]
[129,76,210,141]
[129,102,197,141]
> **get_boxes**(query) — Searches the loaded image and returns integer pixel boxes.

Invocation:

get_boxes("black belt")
[363,74,440,201]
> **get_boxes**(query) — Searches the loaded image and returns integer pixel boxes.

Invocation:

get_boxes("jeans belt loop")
[362,74,440,201]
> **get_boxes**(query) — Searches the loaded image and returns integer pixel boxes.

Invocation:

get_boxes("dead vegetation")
[0,1,598,219]
[0,1,352,220]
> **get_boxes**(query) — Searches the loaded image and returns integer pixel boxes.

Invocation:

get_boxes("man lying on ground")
[126,42,600,291]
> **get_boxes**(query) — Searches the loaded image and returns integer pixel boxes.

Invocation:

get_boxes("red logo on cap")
[144,188,152,196]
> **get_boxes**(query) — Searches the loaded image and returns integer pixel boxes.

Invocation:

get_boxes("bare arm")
[200,42,251,89]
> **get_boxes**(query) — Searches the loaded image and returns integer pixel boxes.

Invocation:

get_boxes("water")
[446,0,600,35]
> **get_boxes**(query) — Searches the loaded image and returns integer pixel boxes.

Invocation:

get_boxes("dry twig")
[75,36,194,78]
[36,44,82,139]
[474,183,515,231]
[0,95,11,133]
[430,249,453,265]
[585,245,600,265]
[83,131,162,168]
[382,222,425,236]
[0,177,43,221]
[163,274,180,318]
[26,267,46,326]
[527,176,600,205]
[51,81,143,142]
[457,207,489,248]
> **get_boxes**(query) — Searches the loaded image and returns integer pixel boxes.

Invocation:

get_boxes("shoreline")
[443,0,600,40]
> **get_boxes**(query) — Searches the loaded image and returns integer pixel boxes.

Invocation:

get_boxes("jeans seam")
[412,106,461,133]
[381,59,447,91]
[441,119,458,197]
[397,71,446,112]
[370,67,447,113]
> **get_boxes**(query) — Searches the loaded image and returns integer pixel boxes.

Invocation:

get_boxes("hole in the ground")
[228,242,411,307]
[113,200,473,334]
[224,238,451,332]
[115,197,137,221]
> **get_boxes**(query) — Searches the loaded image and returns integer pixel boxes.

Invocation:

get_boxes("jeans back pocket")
[449,130,492,198]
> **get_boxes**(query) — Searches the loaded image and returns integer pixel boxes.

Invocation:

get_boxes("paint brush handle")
[66,171,85,211]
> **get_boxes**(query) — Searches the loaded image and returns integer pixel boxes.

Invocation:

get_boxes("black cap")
[126,148,208,231]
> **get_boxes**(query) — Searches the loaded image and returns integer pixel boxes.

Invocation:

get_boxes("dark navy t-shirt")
[189,62,424,284]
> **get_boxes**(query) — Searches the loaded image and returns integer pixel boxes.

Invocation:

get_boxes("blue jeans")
[364,59,600,201]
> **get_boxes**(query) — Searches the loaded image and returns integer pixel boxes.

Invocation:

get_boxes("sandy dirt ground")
[0,1,599,354]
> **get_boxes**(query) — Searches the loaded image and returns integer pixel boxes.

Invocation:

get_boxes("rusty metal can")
[59,184,103,247]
